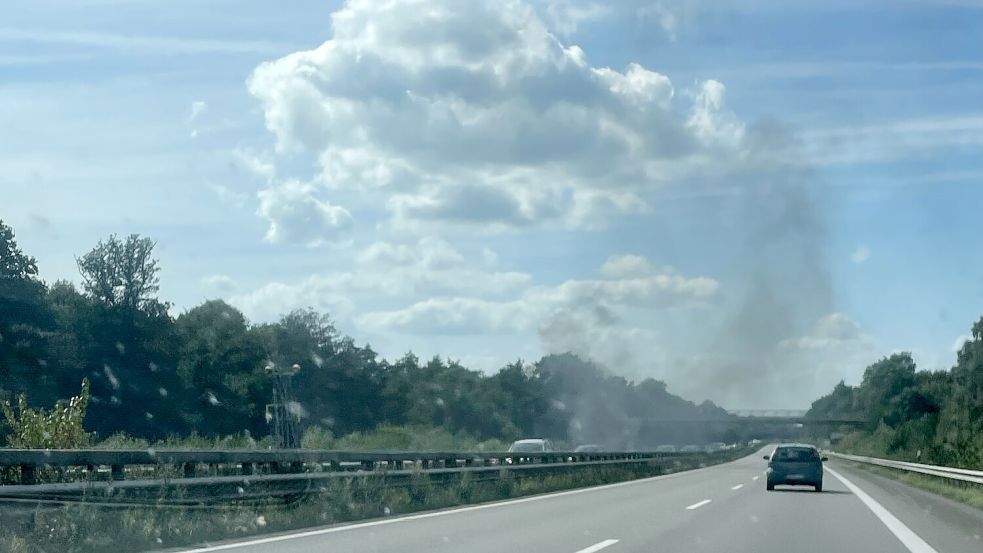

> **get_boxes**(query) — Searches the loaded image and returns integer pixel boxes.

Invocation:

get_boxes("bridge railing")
[828,452,983,485]
[0,447,735,486]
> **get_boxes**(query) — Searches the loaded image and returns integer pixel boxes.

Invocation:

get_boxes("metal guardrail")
[828,452,983,485]
[0,447,733,486]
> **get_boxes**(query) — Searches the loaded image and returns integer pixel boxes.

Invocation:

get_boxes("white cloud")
[201,274,237,293]
[358,297,528,335]
[188,100,207,123]
[801,114,983,166]
[246,0,745,231]
[210,183,248,208]
[356,254,718,335]
[540,0,609,35]
[851,245,870,264]
[952,334,972,353]
[778,312,874,351]
[600,254,659,278]
[233,148,276,183]
[256,180,353,247]
[637,2,680,40]
[232,238,531,322]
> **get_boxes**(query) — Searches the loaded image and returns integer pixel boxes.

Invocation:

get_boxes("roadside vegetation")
[808,317,983,470]
[841,461,983,511]
[1,219,736,453]
[0,454,732,553]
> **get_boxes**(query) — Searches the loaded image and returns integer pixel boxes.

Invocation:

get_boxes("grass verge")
[0,455,728,553]
[843,461,983,510]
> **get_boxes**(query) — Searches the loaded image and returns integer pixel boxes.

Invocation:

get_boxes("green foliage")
[2,379,91,448]
[1,220,736,451]
[332,424,501,451]
[0,219,38,280]
[0,455,727,553]
[300,425,334,449]
[75,234,164,313]
[810,316,983,469]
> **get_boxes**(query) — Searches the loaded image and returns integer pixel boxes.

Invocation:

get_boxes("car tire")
[814,482,822,493]
[766,482,775,491]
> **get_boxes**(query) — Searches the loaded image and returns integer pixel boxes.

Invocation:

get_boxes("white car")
[508,438,555,453]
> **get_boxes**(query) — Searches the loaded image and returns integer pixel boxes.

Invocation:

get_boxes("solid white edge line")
[575,539,619,553]
[685,499,712,510]
[825,466,938,553]
[731,484,743,490]
[178,458,740,552]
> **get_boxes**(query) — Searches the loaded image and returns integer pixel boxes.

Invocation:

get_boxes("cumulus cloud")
[232,238,531,322]
[201,274,237,293]
[356,254,718,335]
[256,180,353,247]
[233,148,276,183]
[539,0,609,36]
[778,312,874,351]
[600,254,659,278]
[358,297,528,335]
[246,0,744,230]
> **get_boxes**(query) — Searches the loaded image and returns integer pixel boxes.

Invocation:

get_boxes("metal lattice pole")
[266,363,301,449]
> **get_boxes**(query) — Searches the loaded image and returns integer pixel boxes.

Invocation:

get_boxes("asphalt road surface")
[178,447,983,553]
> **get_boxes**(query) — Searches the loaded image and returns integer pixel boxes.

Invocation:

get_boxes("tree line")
[0,220,731,449]
[806,319,983,468]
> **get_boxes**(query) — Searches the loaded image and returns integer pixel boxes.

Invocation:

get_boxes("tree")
[175,300,268,435]
[76,234,164,313]
[0,219,38,281]
[856,353,917,429]
[0,220,56,403]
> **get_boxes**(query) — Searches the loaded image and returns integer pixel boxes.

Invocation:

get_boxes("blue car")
[764,444,827,492]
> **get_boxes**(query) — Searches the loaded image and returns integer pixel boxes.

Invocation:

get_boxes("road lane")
[177,448,983,553]
[829,461,983,553]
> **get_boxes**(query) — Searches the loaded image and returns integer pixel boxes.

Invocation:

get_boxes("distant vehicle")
[764,443,827,492]
[574,444,603,452]
[748,438,763,447]
[705,442,727,453]
[654,444,677,453]
[679,445,701,453]
[508,439,555,453]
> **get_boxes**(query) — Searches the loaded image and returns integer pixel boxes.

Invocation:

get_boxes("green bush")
[300,425,334,449]
[1,379,91,448]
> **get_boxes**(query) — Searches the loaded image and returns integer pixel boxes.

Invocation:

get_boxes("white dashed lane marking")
[575,539,619,553]
[686,499,712,510]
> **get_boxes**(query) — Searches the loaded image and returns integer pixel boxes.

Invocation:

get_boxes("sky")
[2,0,982,409]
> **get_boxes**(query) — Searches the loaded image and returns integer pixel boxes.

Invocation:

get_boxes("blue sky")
[2,0,982,409]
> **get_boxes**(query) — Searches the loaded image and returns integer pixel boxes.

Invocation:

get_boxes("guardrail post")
[20,464,35,485]
[111,464,125,481]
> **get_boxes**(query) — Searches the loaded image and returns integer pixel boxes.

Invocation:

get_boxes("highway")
[178,447,983,553]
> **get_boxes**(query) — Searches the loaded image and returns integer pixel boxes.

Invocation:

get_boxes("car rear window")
[509,442,544,452]
[773,447,819,462]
